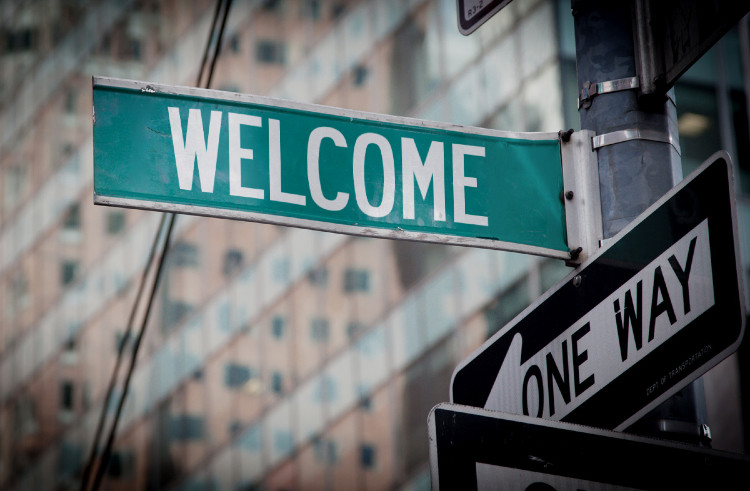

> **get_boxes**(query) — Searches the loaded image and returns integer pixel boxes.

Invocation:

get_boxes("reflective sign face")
[93,77,570,258]
[451,152,745,431]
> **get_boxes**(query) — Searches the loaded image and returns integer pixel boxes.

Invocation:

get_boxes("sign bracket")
[592,127,681,155]
[560,129,602,265]
[578,76,640,110]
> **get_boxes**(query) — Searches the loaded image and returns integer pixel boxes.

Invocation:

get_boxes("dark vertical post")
[571,0,710,445]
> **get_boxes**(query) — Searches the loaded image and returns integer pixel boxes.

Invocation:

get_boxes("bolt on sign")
[451,152,745,431]
[93,77,598,261]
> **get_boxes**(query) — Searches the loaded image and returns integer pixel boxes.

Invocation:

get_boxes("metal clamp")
[560,130,603,265]
[592,127,681,155]
[578,77,640,110]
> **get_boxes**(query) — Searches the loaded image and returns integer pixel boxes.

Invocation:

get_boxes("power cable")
[79,0,233,489]
[88,212,176,491]
[196,0,226,89]
[78,214,166,491]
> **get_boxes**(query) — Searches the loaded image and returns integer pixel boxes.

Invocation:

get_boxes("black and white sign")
[451,152,745,430]
[428,403,750,490]
[635,0,750,95]
[456,0,514,35]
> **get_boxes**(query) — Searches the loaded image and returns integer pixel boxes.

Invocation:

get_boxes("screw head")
[573,275,582,287]
[565,191,575,200]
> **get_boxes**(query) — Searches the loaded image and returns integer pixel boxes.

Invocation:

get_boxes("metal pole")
[571,0,711,445]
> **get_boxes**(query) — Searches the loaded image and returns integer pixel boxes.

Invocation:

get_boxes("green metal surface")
[93,79,567,253]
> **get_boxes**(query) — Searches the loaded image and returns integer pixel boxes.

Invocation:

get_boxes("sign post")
[93,77,599,261]
[428,403,750,490]
[450,152,745,431]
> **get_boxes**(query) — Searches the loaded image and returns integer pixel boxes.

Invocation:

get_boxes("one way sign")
[451,151,745,430]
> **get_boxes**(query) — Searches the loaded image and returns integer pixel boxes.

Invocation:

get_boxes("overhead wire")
[78,213,168,491]
[79,0,233,489]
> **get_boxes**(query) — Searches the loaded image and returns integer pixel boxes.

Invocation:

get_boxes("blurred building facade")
[1,0,749,489]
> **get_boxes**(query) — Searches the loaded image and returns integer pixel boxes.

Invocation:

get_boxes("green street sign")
[93,77,598,260]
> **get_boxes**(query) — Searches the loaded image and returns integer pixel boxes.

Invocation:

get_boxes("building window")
[271,372,284,394]
[484,278,530,338]
[63,337,76,352]
[360,444,376,469]
[63,142,75,157]
[115,331,141,354]
[308,267,328,288]
[332,2,346,18]
[61,261,79,286]
[65,89,77,114]
[352,64,369,87]
[58,442,82,477]
[346,321,365,340]
[389,16,436,115]
[106,389,121,414]
[61,381,75,411]
[273,258,290,283]
[7,270,29,313]
[303,0,321,19]
[106,211,126,235]
[311,318,330,341]
[164,300,193,330]
[62,203,80,230]
[4,165,27,209]
[130,39,141,60]
[359,392,372,411]
[217,302,231,332]
[220,83,240,93]
[272,316,286,339]
[238,424,262,452]
[229,420,242,436]
[14,395,39,438]
[540,258,569,292]
[315,376,336,403]
[344,269,370,292]
[62,337,78,365]
[170,414,205,441]
[261,0,282,12]
[99,33,112,54]
[107,450,135,478]
[314,437,338,465]
[274,429,294,455]
[223,249,244,277]
[256,40,286,64]
[171,242,199,267]
[83,382,92,410]
[225,363,253,388]
[5,27,36,53]
[229,34,240,53]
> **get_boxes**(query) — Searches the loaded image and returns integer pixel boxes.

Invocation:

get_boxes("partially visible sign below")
[428,403,750,490]
[451,152,745,430]
[456,0,513,35]
[93,77,572,259]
